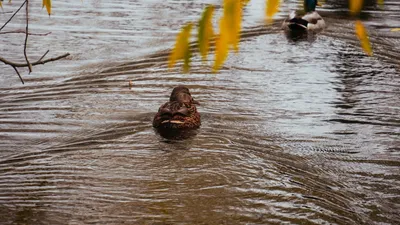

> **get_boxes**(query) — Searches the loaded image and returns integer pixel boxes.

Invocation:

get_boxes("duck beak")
[161,120,184,124]
[288,22,308,29]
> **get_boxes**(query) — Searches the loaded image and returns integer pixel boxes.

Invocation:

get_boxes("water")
[1,0,399,224]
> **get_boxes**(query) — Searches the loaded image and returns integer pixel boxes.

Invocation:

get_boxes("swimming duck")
[153,86,201,130]
[283,0,326,32]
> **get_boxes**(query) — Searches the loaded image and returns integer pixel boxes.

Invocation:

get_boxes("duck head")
[304,0,319,12]
[153,86,201,131]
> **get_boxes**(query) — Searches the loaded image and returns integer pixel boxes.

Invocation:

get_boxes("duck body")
[153,86,201,131]
[283,0,325,33]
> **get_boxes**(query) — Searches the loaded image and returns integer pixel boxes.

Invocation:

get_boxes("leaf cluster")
[169,0,393,73]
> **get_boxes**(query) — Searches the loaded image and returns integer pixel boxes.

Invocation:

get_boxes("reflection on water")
[1,0,399,224]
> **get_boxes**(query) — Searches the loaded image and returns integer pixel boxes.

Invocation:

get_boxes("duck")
[153,86,201,130]
[283,0,326,32]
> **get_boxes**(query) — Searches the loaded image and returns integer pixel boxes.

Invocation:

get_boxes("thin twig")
[38,50,50,61]
[12,66,25,84]
[24,0,32,73]
[0,0,27,31]
[0,30,51,36]
[0,53,70,67]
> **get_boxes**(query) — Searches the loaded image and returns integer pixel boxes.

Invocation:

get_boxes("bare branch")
[1,0,70,85]
[0,0,27,31]
[38,50,50,62]
[1,53,70,84]
[24,0,32,73]
[0,53,70,68]
[0,30,51,36]
[12,66,25,84]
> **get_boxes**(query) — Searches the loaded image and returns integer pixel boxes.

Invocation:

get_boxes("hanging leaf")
[377,0,384,8]
[349,0,363,15]
[241,0,250,6]
[198,5,215,61]
[232,0,242,52]
[44,0,52,15]
[318,0,326,6]
[355,20,372,56]
[223,0,241,52]
[265,0,280,23]
[183,44,191,73]
[391,28,400,32]
[213,17,229,72]
[213,0,242,72]
[0,1,2,9]
[42,0,45,8]
[168,23,193,73]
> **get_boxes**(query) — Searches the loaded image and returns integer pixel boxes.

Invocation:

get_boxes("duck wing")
[302,12,325,30]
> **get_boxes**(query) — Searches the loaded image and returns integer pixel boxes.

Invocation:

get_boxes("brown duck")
[153,86,201,130]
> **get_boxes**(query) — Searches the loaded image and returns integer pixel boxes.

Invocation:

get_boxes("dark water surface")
[1,0,399,224]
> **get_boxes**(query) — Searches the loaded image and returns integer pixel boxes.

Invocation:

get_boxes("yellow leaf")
[232,0,242,52]
[42,0,46,8]
[0,1,2,9]
[223,0,242,52]
[168,23,193,73]
[241,0,250,6]
[183,46,191,73]
[198,5,215,61]
[212,0,243,72]
[391,28,400,32]
[265,0,280,23]
[377,0,384,7]
[45,0,51,15]
[349,0,363,15]
[355,20,372,56]
[213,18,229,72]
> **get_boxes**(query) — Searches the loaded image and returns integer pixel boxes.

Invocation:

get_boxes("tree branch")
[0,0,70,84]
[24,0,32,73]
[1,53,70,84]
[0,0,27,31]
[12,66,25,84]
[0,53,70,68]
[38,50,50,61]
[0,30,51,36]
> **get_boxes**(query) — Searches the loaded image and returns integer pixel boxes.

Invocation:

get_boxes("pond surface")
[1,0,399,224]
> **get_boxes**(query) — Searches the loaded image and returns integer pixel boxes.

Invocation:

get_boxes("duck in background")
[283,0,326,33]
